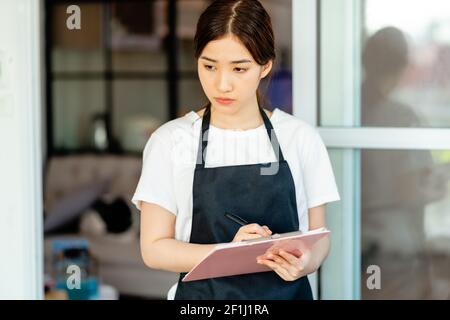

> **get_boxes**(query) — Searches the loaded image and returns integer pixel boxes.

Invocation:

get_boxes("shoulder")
[152,110,199,137]
[142,110,200,156]
[146,110,201,148]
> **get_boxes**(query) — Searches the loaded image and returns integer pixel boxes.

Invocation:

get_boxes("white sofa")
[43,154,179,299]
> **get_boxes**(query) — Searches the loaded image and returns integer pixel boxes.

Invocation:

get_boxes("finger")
[258,259,292,281]
[263,252,278,261]
[234,232,260,242]
[273,268,291,281]
[270,253,291,268]
[279,250,302,267]
[239,233,263,241]
[271,253,302,278]
[262,225,272,234]
[261,247,281,259]
[254,225,271,237]
[241,223,259,233]
[244,224,270,237]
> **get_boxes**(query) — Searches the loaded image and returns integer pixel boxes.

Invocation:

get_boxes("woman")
[132,0,340,300]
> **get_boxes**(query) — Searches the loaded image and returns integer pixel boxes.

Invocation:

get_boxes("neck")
[209,99,266,130]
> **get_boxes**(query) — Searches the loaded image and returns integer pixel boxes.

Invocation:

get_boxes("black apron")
[174,105,313,300]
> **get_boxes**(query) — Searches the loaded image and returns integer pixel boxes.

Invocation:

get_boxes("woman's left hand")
[256,249,314,281]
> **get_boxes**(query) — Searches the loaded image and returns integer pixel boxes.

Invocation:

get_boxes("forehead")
[201,35,254,63]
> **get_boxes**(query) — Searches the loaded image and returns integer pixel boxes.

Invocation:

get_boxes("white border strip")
[319,128,450,150]
[22,0,44,299]
[29,0,44,300]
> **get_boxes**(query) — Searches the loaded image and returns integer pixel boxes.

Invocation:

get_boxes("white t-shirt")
[131,107,340,299]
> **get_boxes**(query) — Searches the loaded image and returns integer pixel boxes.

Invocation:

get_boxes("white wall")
[0,0,43,299]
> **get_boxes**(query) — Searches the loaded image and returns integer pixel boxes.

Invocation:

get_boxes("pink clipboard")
[182,228,330,282]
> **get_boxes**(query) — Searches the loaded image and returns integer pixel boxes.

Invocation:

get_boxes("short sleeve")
[301,128,340,208]
[131,130,178,215]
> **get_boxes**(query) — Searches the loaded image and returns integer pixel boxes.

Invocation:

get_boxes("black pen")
[224,212,248,226]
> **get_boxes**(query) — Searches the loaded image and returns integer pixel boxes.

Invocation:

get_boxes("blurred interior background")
[41,0,293,300]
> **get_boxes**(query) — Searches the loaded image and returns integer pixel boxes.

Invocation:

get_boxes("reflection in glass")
[361,149,450,299]
[320,0,450,127]
[361,0,450,128]
[361,27,419,127]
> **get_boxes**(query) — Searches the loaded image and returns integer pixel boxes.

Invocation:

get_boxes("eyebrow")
[200,56,252,64]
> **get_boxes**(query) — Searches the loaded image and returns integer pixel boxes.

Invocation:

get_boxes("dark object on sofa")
[44,179,111,234]
[91,197,132,234]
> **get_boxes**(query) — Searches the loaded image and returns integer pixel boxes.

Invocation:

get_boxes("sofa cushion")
[44,178,111,233]
[44,154,143,232]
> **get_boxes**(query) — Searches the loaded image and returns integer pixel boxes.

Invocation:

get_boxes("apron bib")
[175,106,312,300]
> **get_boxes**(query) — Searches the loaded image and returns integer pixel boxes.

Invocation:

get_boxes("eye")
[204,65,215,71]
[234,67,248,73]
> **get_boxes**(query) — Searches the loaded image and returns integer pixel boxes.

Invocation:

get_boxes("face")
[198,34,272,115]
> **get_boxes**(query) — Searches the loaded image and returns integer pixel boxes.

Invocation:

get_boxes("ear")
[260,60,273,79]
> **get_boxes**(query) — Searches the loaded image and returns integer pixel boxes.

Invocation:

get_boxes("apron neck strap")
[196,105,285,169]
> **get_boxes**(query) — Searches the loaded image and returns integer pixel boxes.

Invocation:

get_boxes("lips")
[215,97,235,105]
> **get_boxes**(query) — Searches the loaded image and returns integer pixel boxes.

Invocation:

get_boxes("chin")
[211,103,240,114]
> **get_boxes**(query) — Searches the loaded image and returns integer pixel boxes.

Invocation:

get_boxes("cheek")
[198,70,212,94]
[239,72,262,91]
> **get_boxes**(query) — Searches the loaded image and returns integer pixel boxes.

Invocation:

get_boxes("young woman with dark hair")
[133,0,339,300]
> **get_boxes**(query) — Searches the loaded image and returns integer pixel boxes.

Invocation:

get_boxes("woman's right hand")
[232,223,272,242]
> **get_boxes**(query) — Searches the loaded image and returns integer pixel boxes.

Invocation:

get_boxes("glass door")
[294,0,450,299]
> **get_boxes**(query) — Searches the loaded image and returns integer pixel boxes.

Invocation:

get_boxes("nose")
[216,70,233,93]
